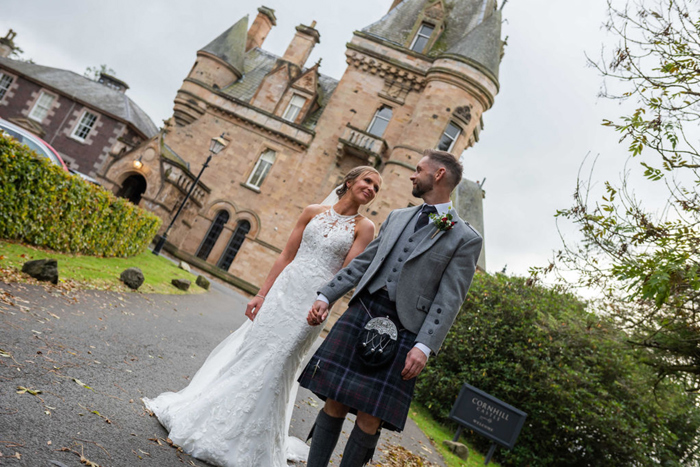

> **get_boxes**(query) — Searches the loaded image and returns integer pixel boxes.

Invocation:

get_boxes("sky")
[2,0,652,277]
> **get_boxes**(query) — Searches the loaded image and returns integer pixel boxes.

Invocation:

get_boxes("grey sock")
[338,423,381,467]
[306,410,345,467]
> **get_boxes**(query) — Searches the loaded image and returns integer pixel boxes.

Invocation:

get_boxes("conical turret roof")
[443,8,502,80]
[200,16,248,75]
[362,0,502,80]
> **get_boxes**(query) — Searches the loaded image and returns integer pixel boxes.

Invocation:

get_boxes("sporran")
[356,299,399,368]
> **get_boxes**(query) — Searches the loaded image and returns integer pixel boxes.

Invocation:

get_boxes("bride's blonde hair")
[335,166,382,199]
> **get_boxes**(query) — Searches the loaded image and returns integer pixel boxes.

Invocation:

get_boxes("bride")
[143,166,382,467]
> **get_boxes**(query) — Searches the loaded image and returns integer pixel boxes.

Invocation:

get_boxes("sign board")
[449,383,527,450]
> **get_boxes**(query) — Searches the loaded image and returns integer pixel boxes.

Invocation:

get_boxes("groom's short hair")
[424,149,463,189]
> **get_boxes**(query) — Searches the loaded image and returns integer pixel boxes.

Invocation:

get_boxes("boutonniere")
[429,209,457,239]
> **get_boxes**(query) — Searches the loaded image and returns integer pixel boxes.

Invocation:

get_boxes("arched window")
[437,122,462,152]
[196,210,230,261]
[217,220,251,270]
[246,149,276,189]
[367,106,393,137]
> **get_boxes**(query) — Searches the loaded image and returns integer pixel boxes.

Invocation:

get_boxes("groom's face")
[410,157,435,198]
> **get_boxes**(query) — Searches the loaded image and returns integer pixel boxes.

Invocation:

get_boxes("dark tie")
[414,205,437,232]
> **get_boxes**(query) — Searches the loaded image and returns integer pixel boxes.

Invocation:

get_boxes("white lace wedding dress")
[143,208,359,467]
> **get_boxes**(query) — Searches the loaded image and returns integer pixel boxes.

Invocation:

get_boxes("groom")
[299,149,483,467]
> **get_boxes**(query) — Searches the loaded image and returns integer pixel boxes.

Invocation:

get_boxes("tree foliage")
[415,273,700,466]
[537,0,700,386]
[84,64,117,80]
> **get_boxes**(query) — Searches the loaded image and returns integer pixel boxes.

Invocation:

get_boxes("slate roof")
[200,16,248,76]
[221,48,338,130]
[362,0,502,80]
[0,57,158,138]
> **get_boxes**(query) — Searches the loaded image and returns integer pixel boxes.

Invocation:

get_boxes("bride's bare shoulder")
[355,216,377,237]
[300,204,330,220]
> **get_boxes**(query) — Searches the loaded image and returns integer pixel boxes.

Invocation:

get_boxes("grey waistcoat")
[367,210,431,301]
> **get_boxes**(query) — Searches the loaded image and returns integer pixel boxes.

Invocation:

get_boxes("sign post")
[448,383,527,465]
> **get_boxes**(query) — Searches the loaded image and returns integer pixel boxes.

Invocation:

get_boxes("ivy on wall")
[0,133,161,257]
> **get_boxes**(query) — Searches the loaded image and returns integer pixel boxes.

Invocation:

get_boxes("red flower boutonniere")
[429,210,457,239]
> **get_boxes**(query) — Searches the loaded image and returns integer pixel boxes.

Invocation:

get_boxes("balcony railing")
[337,124,387,166]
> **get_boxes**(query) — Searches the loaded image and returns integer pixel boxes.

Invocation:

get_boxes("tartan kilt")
[298,289,417,432]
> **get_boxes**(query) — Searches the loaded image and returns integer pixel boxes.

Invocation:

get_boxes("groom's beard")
[412,179,433,198]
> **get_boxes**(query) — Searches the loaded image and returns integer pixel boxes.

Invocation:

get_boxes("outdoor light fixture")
[209,135,227,155]
[133,155,143,170]
[152,134,228,256]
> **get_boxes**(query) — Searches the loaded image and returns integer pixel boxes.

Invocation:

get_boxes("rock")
[21,259,58,284]
[171,278,191,291]
[443,440,469,460]
[178,261,191,273]
[196,275,210,290]
[119,267,144,290]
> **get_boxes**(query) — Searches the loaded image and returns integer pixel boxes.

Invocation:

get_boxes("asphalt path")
[0,280,444,467]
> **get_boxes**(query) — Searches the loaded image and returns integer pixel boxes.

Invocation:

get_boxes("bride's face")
[347,172,381,205]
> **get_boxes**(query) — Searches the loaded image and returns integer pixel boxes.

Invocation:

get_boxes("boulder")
[120,267,144,290]
[196,275,210,290]
[443,440,469,460]
[21,259,58,284]
[178,261,191,273]
[171,278,191,291]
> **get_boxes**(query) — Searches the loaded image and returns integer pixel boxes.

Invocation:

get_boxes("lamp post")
[152,134,228,256]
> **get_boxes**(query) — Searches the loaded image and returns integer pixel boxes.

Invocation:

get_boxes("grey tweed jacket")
[319,205,482,354]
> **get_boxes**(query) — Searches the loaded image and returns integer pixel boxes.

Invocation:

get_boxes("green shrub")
[0,132,161,257]
[415,273,700,466]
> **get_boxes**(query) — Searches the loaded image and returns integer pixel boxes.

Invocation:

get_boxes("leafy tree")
[84,64,117,81]
[538,0,700,386]
[415,273,700,466]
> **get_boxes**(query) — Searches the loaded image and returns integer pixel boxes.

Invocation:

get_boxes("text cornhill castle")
[99,0,505,295]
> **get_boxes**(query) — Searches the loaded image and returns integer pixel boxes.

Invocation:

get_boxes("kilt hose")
[298,288,418,432]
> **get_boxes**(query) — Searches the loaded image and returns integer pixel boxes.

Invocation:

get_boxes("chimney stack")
[246,6,277,52]
[281,21,320,69]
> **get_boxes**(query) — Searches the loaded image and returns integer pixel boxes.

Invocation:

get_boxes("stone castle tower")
[99,0,503,293]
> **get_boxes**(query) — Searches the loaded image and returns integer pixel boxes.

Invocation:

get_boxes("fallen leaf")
[73,378,94,390]
[16,386,42,395]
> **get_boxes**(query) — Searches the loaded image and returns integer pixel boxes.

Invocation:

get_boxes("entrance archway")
[117,174,147,205]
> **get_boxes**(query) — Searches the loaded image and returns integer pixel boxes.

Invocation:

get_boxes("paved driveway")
[0,281,443,466]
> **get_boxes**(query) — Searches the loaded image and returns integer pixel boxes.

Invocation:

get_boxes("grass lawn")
[408,403,502,467]
[0,240,205,294]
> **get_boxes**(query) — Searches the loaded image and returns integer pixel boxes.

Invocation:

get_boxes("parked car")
[0,117,69,172]
[69,168,101,186]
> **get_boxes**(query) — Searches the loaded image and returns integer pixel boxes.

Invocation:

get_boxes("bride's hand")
[245,296,264,321]
[307,300,329,326]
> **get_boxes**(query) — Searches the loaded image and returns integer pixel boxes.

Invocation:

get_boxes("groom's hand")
[401,347,428,380]
[307,300,329,326]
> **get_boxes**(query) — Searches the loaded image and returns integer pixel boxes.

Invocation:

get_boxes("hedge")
[0,132,161,257]
[415,273,700,466]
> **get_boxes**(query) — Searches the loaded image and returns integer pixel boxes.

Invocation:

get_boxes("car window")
[21,138,54,162]
[0,127,22,141]
[0,124,61,166]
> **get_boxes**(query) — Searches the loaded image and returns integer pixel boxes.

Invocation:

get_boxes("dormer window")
[367,106,393,137]
[282,95,306,122]
[410,23,435,53]
[437,122,461,152]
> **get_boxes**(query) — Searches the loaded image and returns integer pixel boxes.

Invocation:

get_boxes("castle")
[98,0,504,295]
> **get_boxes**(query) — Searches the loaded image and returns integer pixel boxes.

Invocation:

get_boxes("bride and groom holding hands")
[144,149,482,467]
